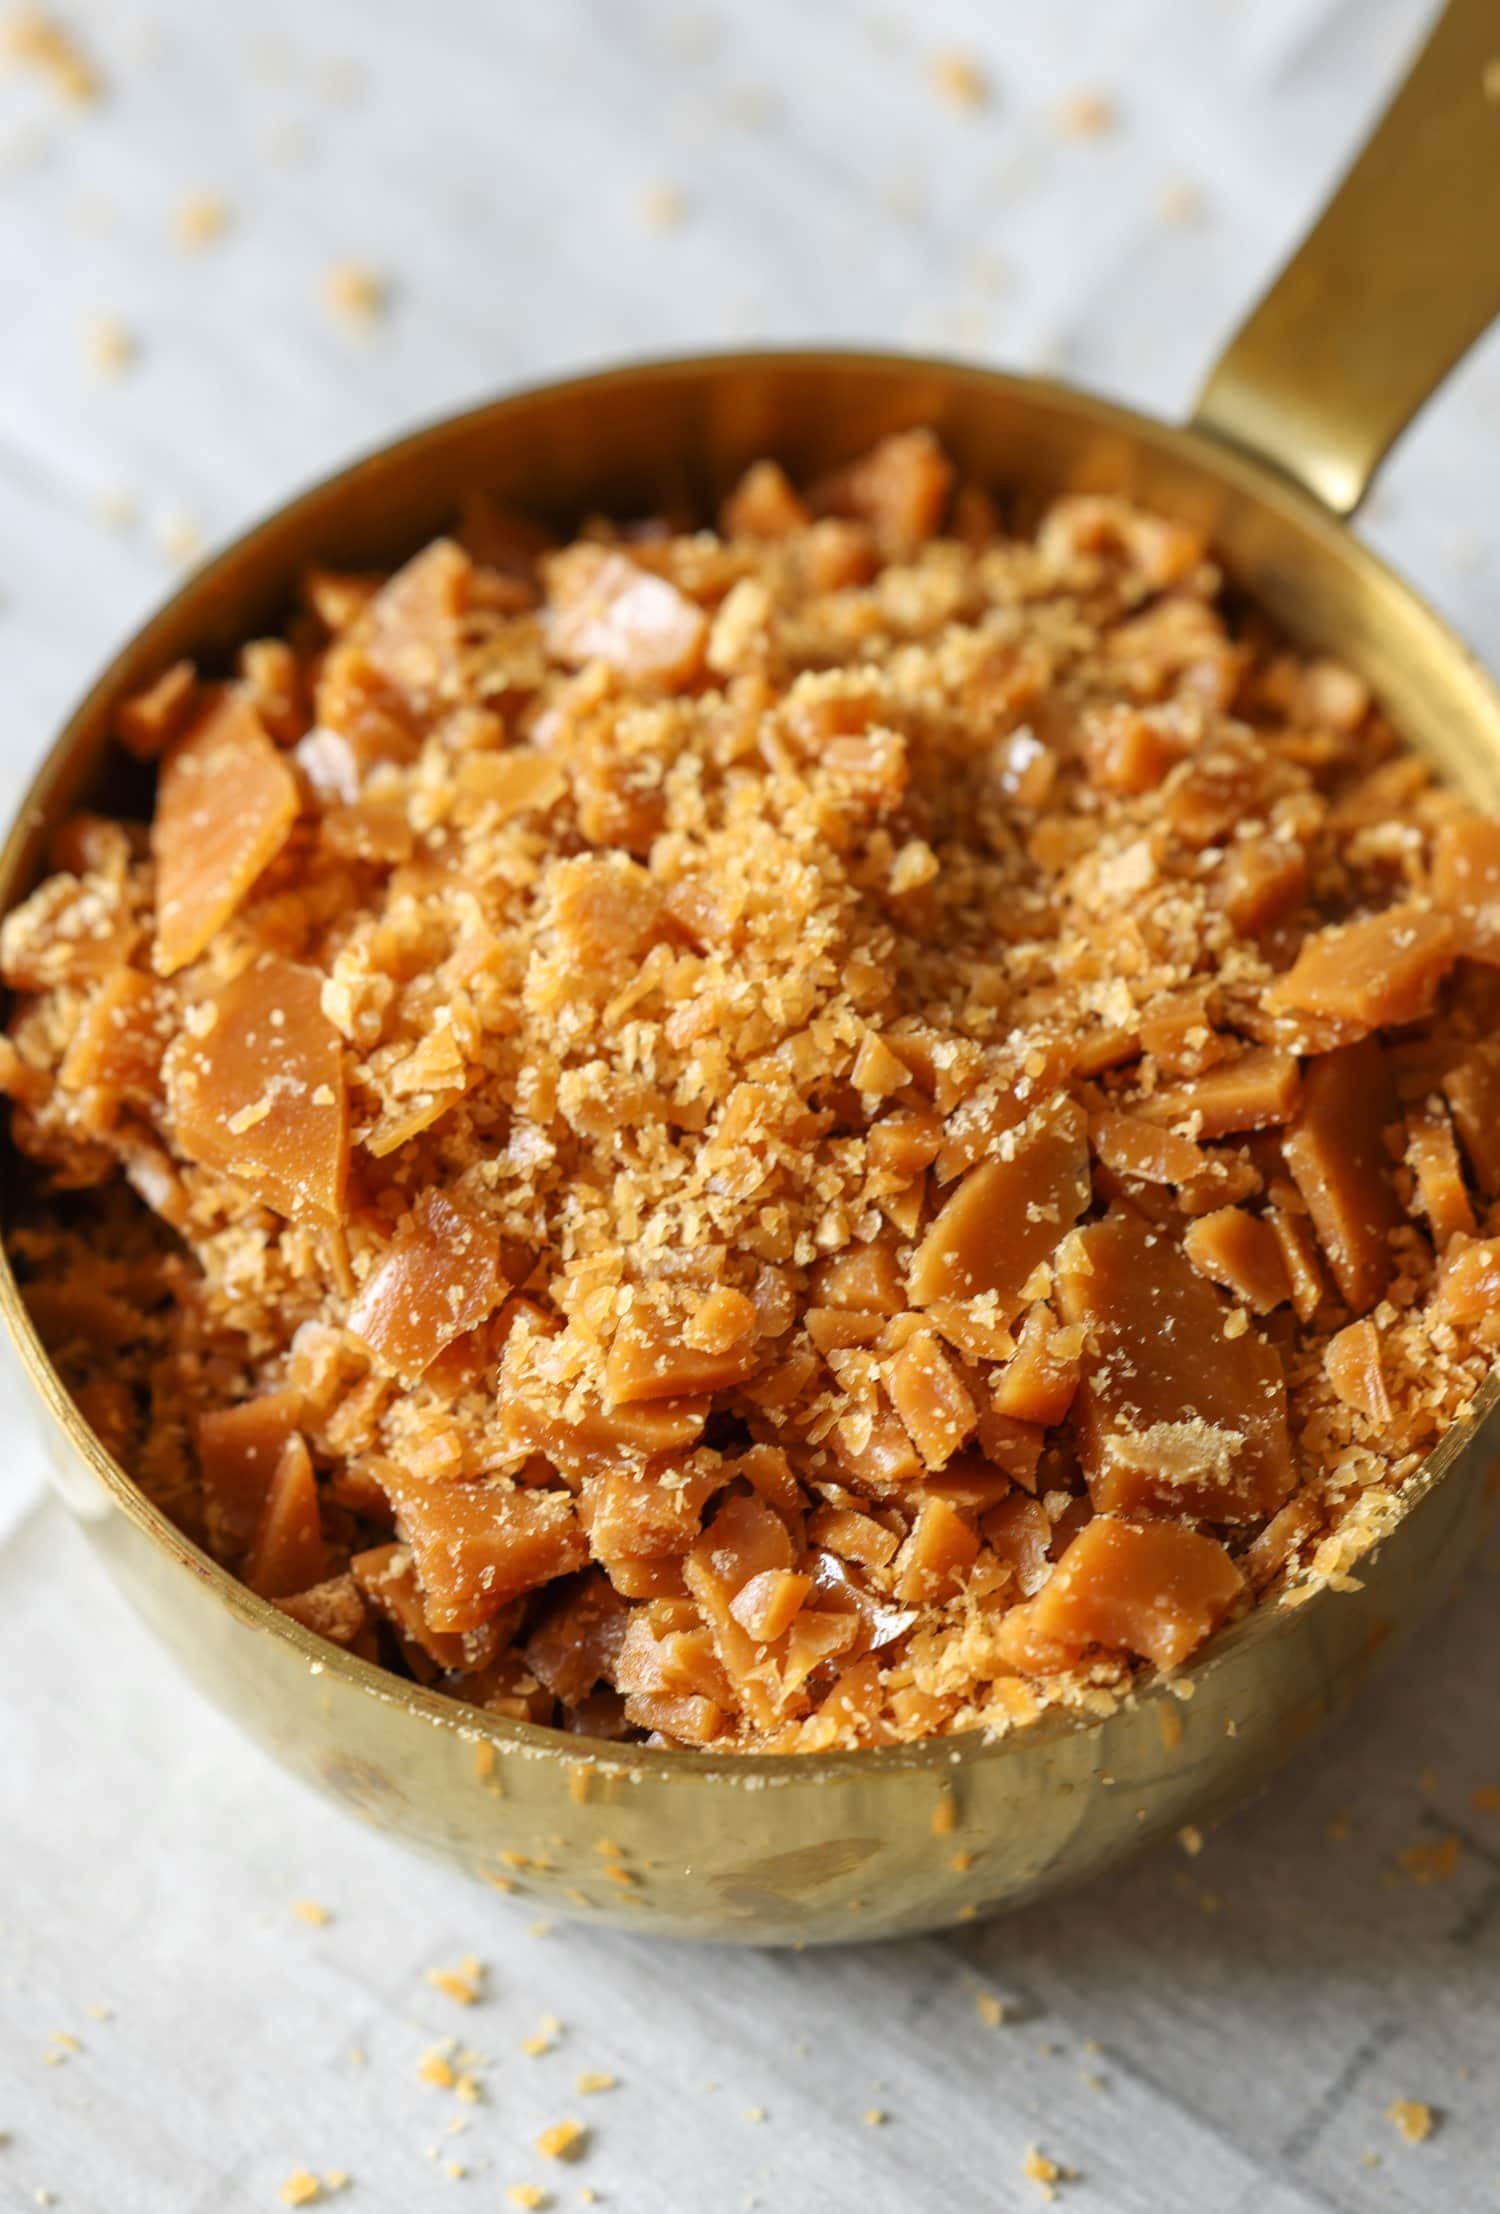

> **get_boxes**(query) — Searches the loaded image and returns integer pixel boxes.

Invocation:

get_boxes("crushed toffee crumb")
[1386,2098,1437,2145]
[426,1958,485,2006]
[1056,91,1114,137]
[1,5,98,102]
[83,313,136,378]
[537,2125,588,2160]
[929,52,989,111]
[5,434,1499,1757]
[322,262,386,325]
[173,189,230,250]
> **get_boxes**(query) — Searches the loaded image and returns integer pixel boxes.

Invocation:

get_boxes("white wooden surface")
[2,3,1499,2209]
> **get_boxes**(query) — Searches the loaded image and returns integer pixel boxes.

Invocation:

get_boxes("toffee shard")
[167,955,348,1222]
[152,688,299,975]
[1056,1208,1295,1521]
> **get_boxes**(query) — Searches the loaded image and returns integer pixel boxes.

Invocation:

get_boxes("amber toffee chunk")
[1056,1210,1294,1523]
[5,436,1499,1752]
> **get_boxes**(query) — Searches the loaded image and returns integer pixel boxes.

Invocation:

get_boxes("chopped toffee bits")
[1,5,99,102]
[426,1958,485,2006]
[83,312,136,377]
[929,52,990,111]
[322,262,386,324]
[1386,2098,1437,2145]
[535,2121,588,2162]
[173,189,230,250]
[1022,2145,1070,2199]
[6,433,1500,1754]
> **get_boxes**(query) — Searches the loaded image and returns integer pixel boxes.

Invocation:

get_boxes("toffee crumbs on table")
[6,430,1500,1752]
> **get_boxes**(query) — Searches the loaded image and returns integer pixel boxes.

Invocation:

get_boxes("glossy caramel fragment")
[990,1305,1083,1427]
[523,1570,628,1704]
[1215,840,1308,936]
[1406,1106,1475,1248]
[59,969,171,1105]
[1444,1046,1500,1194]
[606,1292,760,1406]
[1267,903,1454,1032]
[452,749,568,827]
[683,1285,758,1354]
[499,1348,709,1473]
[151,689,300,975]
[167,955,348,1223]
[893,1495,979,1604]
[1081,704,1185,794]
[729,1568,813,1643]
[1056,1209,1294,1521]
[320,796,414,865]
[274,1572,369,1650]
[1092,1111,1204,1187]
[1139,1047,1300,1139]
[584,1457,723,1564]
[1182,1207,1292,1315]
[720,459,811,541]
[196,1390,303,1551]
[1431,818,1500,963]
[379,1465,587,1633]
[550,852,662,968]
[815,429,954,547]
[1138,988,1225,1078]
[811,1242,904,1314]
[886,1327,978,1470]
[114,658,199,761]
[243,1434,328,1600]
[545,545,707,687]
[1433,1238,1500,1327]
[808,1504,899,1567]
[348,1188,507,1386]
[1268,1206,1327,1325]
[1012,1516,1244,1673]
[909,1098,1090,1311]
[1282,1040,1403,1313]
[361,539,469,710]
[683,1493,797,1731]
[351,1541,507,1674]
[1241,1492,1322,1592]
[1324,1319,1392,1424]
[981,1498,1049,1604]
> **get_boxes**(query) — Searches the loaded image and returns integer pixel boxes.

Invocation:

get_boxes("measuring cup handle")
[1194,0,1500,516]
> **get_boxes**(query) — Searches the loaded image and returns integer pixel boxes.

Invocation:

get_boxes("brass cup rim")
[4,345,1497,1787]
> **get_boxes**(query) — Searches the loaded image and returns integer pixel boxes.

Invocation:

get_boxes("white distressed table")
[2,3,1498,2209]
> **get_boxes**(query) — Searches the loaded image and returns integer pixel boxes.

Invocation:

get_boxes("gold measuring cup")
[4,0,1499,1943]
